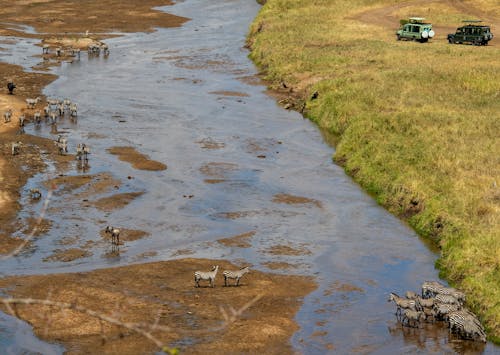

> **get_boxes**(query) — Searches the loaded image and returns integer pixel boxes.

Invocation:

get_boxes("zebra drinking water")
[69,103,77,117]
[401,309,425,328]
[223,266,249,286]
[194,265,219,288]
[388,293,418,317]
[34,110,41,125]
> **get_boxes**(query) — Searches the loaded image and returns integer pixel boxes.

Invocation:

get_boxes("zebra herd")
[4,96,91,169]
[388,281,486,342]
[42,42,109,60]
[194,265,250,288]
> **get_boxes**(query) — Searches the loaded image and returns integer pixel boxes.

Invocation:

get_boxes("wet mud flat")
[0,258,316,354]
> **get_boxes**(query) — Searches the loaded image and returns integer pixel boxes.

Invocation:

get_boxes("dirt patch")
[262,261,300,270]
[92,191,144,211]
[0,234,29,255]
[43,248,92,262]
[263,244,312,256]
[195,137,225,150]
[21,217,52,237]
[272,193,323,208]
[199,162,238,179]
[323,281,365,297]
[0,258,317,354]
[171,248,195,257]
[217,231,255,248]
[204,178,226,184]
[107,146,167,171]
[99,228,149,243]
[209,90,249,97]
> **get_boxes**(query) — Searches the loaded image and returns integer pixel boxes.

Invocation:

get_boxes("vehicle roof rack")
[409,17,426,22]
[462,20,482,23]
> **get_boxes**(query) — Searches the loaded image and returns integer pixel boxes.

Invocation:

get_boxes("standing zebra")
[4,109,12,123]
[223,266,249,286]
[388,293,418,317]
[401,309,425,328]
[194,265,219,288]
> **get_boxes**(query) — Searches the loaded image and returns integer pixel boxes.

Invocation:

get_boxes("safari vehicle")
[447,20,494,45]
[396,17,435,42]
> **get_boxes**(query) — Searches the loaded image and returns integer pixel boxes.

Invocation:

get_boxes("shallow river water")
[1,0,498,353]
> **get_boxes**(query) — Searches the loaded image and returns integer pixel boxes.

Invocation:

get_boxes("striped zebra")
[462,319,487,342]
[448,310,486,342]
[34,110,41,124]
[223,266,249,287]
[401,309,425,328]
[421,280,446,298]
[11,142,21,156]
[434,302,460,320]
[105,226,120,245]
[4,109,12,123]
[388,293,417,317]
[194,265,219,288]
[435,294,460,307]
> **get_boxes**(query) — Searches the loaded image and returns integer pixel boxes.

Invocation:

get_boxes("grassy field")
[247,0,500,341]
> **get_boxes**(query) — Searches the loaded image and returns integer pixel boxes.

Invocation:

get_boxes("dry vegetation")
[248,0,500,342]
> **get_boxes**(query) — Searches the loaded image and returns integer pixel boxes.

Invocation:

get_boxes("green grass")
[248,0,500,340]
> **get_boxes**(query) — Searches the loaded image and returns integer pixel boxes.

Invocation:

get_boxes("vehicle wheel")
[397,34,401,41]
[448,38,453,44]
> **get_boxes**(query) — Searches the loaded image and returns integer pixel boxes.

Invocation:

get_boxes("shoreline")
[0,1,318,353]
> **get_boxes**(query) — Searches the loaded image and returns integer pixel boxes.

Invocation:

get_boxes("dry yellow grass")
[248,0,500,341]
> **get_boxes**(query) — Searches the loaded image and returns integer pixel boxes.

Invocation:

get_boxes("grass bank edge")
[246,0,499,342]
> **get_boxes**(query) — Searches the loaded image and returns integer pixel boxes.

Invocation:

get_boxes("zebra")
[18,115,25,128]
[69,103,77,117]
[105,226,120,245]
[4,109,12,123]
[49,110,58,124]
[42,44,50,54]
[34,110,41,125]
[57,103,64,116]
[194,265,219,288]
[388,293,417,317]
[435,287,466,305]
[448,311,486,341]
[57,141,68,155]
[102,44,110,56]
[30,188,42,200]
[415,296,435,310]
[26,97,41,109]
[11,141,21,155]
[401,309,425,328]
[405,291,418,300]
[462,319,487,342]
[76,143,90,162]
[435,294,461,307]
[55,47,62,56]
[223,266,249,286]
[421,280,446,298]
